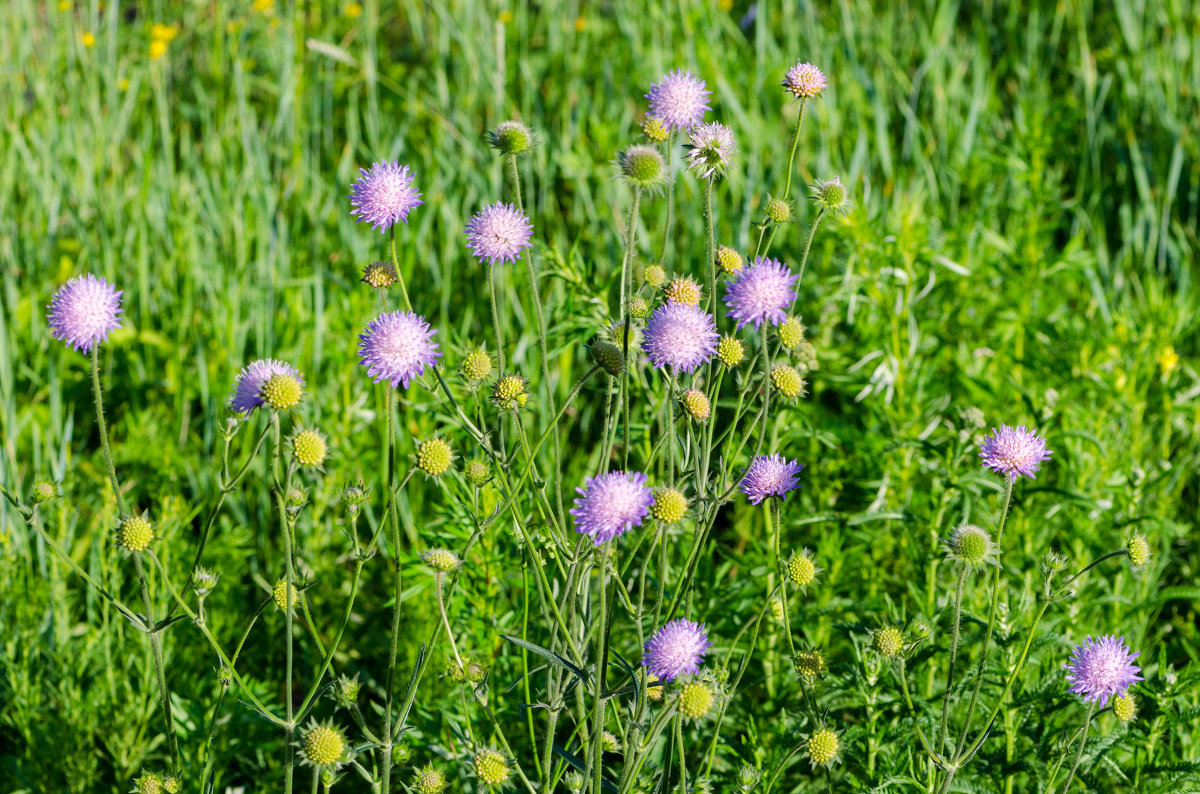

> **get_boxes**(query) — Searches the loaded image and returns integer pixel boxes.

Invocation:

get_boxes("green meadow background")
[1,0,1198,791]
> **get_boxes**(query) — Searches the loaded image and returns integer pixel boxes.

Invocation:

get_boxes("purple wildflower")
[782,61,828,99]
[979,424,1052,480]
[358,311,441,389]
[228,359,305,415]
[349,160,423,231]
[570,471,654,545]
[645,69,711,131]
[46,274,123,353]
[1064,635,1143,708]
[687,122,738,178]
[464,202,534,265]
[723,256,798,330]
[641,303,718,374]
[643,619,712,681]
[740,454,804,505]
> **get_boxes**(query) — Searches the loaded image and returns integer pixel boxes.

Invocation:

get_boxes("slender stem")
[782,99,807,202]
[937,567,969,753]
[90,345,126,514]
[507,152,524,212]
[1060,703,1096,793]
[772,499,796,658]
[134,553,179,771]
[591,546,611,794]
[895,659,948,767]
[657,140,674,265]
[389,225,413,312]
[674,712,687,793]
[435,573,463,669]
[489,264,506,375]
[272,412,296,794]
[380,388,403,794]
[704,173,717,314]
[794,207,826,289]
[620,187,643,470]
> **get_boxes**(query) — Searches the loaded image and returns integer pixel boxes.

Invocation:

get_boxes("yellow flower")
[81,32,96,48]
[253,0,275,13]
[58,0,71,10]
[1159,345,1179,376]
[118,77,130,91]
[574,16,587,32]
[345,2,363,17]
[151,23,178,42]
[149,39,168,60]
[499,10,513,24]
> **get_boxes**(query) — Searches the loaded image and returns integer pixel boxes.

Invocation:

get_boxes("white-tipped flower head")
[291,428,328,468]
[872,626,904,658]
[677,680,715,719]
[811,176,851,215]
[473,748,511,787]
[299,721,351,769]
[116,514,154,554]
[664,275,703,307]
[488,120,534,156]
[786,549,820,587]
[782,61,828,100]
[618,145,667,189]
[650,487,689,524]
[806,727,840,768]
[943,524,999,569]
[686,122,737,179]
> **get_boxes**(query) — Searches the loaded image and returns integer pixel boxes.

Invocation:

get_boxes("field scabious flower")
[228,359,304,414]
[664,275,703,306]
[570,471,654,544]
[473,748,511,787]
[349,160,422,231]
[686,122,737,178]
[299,721,351,769]
[724,256,798,329]
[1064,635,1143,707]
[642,303,718,374]
[645,69,711,131]
[643,618,711,681]
[943,524,998,569]
[358,311,441,388]
[617,145,667,190]
[740,454,804,504]
[806,727,840,768]
[979,424,1052,480]
[47,274,123,353]
[782,61,828,99]
[487,120,534,156]
[464,202,534,265]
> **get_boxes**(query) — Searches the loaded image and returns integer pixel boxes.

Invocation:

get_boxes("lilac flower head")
[358,310,441,389]
[643,619,712,681]
[570,470,654,545]
[740,454,804,505]
[1064,635,1143,708]
[464,202,534,266]
[687,122,738,178]
[349,160,423,231]
[645,69,711,131]
[641,303,718,374]
[724,256,798,330]
[979,424,1052,480]
[782,61,828,99]
[228,359,305,414]
[46,274,123,353]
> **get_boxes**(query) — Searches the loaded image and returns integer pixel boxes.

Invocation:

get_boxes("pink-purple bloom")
[782,61,828,99]
[349,160,423,231]
[979,424,1052,480]
[1064,635,1143,708]
[687,122,738,178]
[643,619,712,681]
[464,202,534,265]
[645,69,711,131]
[723,256,798,330]
[570,470,654,545]
[358,311,441,388]
[46,274,123,353]
[641,303,718,374]
[740,454,804,504]
[228,359,305,414]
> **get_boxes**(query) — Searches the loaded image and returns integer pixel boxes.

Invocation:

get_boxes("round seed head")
[488,120,534,155]
[716,246,744,274]
[361,261,398,289]
[117,515,154,553]
[677,681,714,719]
[811,176,850,214]
[618,145,667,188]
[771,364,807,400]
[630,296,651,319]
[474,748,510,786]
[944,524,998,568]
[228,359,304,415]
[642,115,669,142]
[601,731,622,754]
[765,197,792,224]
[272,577,299,611]
[650,487,689,524]
[873,626,904,658]
[591,341,626,377]
[162,776,181,794]
[643,264,667,288]
[664,275,703,306]
[301,723,347,767]
[30,481,56,504]
[782,61,828,100]
[424,548,460,573]
[491,374,530,411]
[261,373,303,411]
[461,350,494,384]
[646,672,664,701]
[793,648,827,680]
[464,458,490,486]
[716,335,745,367]
[786,550,820,587]
[291,429,327,467]
[1127,534,1150,568]
[777,317,805,350]
[134,773,164,794]
[341,483,369,506]
[416,438,453,477]
[1113,692,1138,722]
[681,388,711,421]
[414,765,447,794]
[464,660,487,683]
[806,728,839,767]
[287,487,308,507]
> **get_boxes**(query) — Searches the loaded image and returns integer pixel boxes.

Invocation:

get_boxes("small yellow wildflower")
[149,39,168,60]
[81,32,96,48]
[345,2,363,17]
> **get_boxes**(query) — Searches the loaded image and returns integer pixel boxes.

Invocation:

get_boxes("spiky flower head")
[811,176,850,214]
[943,524,998,569]
[739,454,804,505]
[1113,692,1138,723]
[646,672,665,701]
[786,549,820,587]
[116,514,154,554]
[664,275,703,306]
[643,264,667,288]
[413,765,447,794]
[473,748,511,787]
[646,69,711,131]
[464,458,490,486]
[771,364,806,400]
[978,424,1052,480]
[193,567,219,597]
[134,772,164,794]
[261,373,303,411]
[300,721,350,768]
[291,429,327,468]
[679,387,711,422]
[724,256,799,329]
[716,335,745,367]
[631,295,651,319]
[806,728,840,767]
[287,486,308,507]
[777,316,805,350]
[765,197,792,224]
[228,359,305,415]
[272,577,299,611]
[491,374,530,411]
[461,349,495,384]
[416,438,453,477]
[686,122,737,178]
[423,548,460,573]
[162,776,180,794]
[873,626,904,658]
[341,482,369,506]
[571,470,653,545]
[782,61,828,100]
[488,120,534,156]
[617,145,667,189]
[358,310,441,389]
[716,246,744,274]
[643,618,712,681]
[1064,635,1143,708]
[793,648,827,680]
[737,765,761,791]
[349,160,422,231]
[565,771,586,793]
[642,115,669,142]
[650,487,689,524]
[47,273,123,353]
[1127,534,1150,569]
[642,303,718,374]
[30,481,56,504]
[332,673,361,709]
[361,261,398,289]
[677,680,714,719]
[464,202,534,266]
[601,731,622,754]
[591,340,626,377]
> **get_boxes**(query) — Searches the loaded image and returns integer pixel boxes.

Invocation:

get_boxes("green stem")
[937,566,968,754]
[591,546,611,794]
[1059,703,1096,793]
[620,187,643,470]
[507,152,524,212]
[380,388,403,794]
[134,553,179,771]
[489,264,506,376]
[782,99,807,202]
[389,225,413,312]
[704,173,716,313]
[90,345,126,514]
